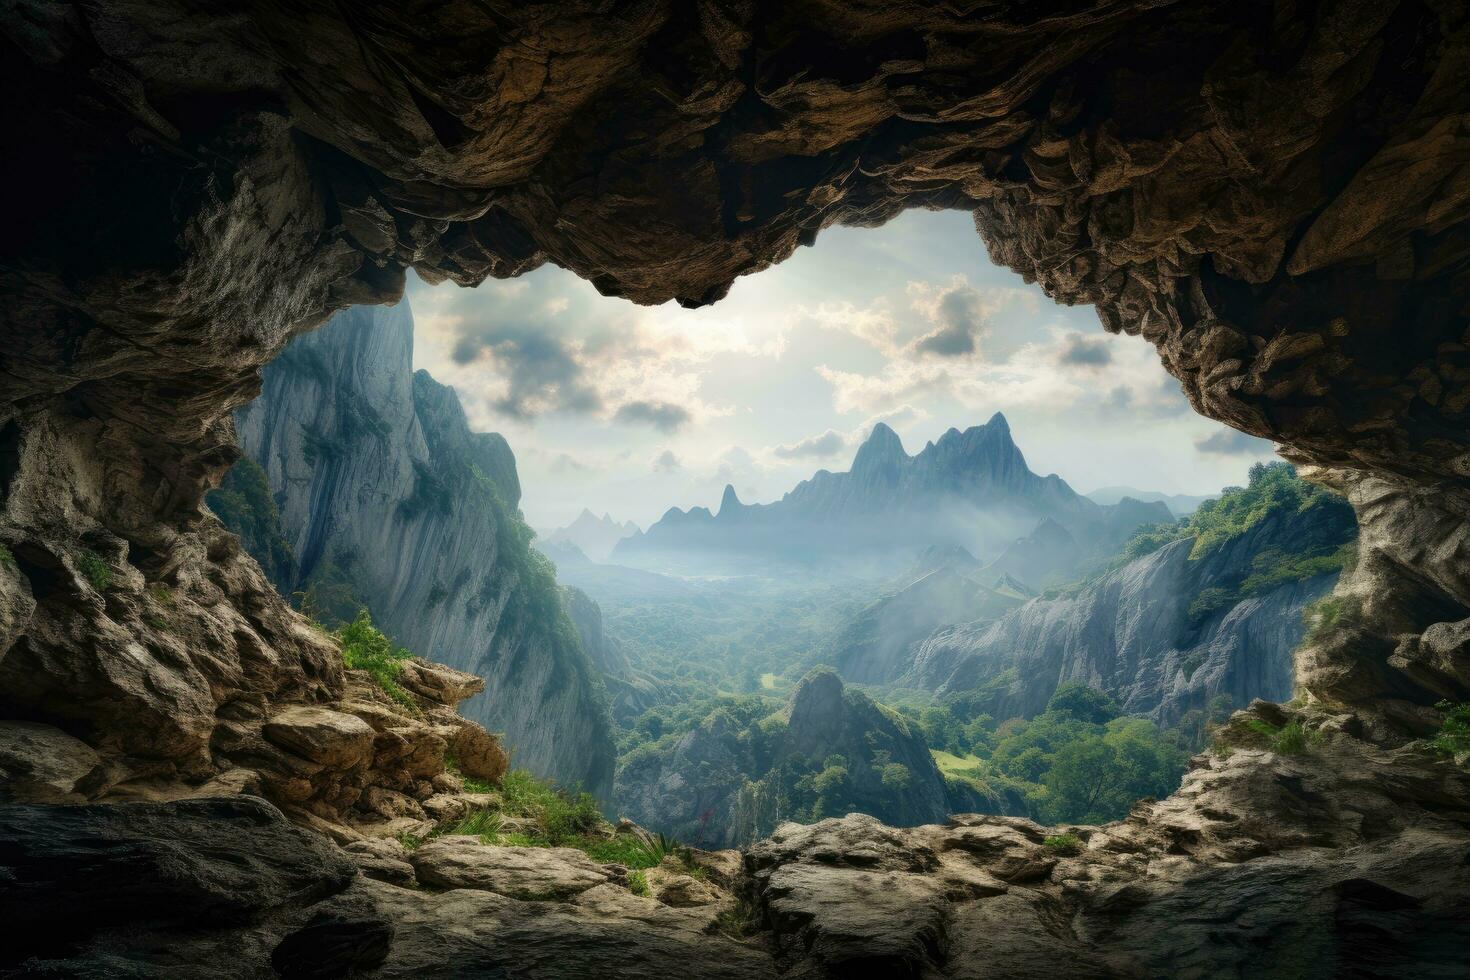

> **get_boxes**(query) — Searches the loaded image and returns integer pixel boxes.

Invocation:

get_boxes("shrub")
[1430,701,1470,759]
[628,870,651,897]
[1271,720,1309,755]
[1043,833,1083,856]
[333,609,416,711]
[716,894,762,939]
[79,551,112,591]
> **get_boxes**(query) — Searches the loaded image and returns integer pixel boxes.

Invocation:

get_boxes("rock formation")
[4,2,1470,975]
[616,670,967,848]
[231,301,616,800]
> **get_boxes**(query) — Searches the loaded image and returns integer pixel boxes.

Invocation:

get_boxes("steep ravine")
[231,302,615,801]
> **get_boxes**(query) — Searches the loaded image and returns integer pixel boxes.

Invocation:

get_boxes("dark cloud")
[449,319,602,419]
[1057,332,1113,367]
[614,400,692,432]
[652,449,681,472]
[773,429,848,459]
[1195,428,1273,456]
[913,284,986,358]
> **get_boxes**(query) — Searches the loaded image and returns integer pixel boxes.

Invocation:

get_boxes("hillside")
[615,670,991,847]
[903,463,1356,725]
[218,303,617,800]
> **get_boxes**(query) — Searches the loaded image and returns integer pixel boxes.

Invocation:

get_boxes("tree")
[1046,683,1121,724]
[880,762,912,791]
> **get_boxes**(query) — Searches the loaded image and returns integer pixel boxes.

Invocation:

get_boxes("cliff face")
[617,416,1166,572]
[233,303,615,800]
[908,520,1339,726]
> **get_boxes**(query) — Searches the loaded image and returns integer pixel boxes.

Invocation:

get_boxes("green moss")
[0,543,14,570]
[78,552,112,592]
[1043,833,1083,856]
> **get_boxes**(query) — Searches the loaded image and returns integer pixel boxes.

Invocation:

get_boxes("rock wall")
[234,302,616,800]
[909,533,1337,727]
[4,0,1468,741]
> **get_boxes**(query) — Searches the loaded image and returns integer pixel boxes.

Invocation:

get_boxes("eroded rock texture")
[2,1,1468,746]
[2,3,1470,973]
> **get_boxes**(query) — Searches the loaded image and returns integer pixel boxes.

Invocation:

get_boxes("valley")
[213,301,1356,848]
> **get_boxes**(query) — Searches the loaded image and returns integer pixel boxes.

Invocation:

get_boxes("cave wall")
[2,0,1468,762]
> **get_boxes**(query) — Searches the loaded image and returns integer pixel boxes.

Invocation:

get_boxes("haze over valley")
[215,281,1354,847]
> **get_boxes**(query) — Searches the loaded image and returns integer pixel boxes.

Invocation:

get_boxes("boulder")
[0,796,356,966]
[263,706,376,769]
[408,837,614,900]
[0,721,102,802]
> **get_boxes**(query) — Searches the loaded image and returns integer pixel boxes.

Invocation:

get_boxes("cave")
[1,2,1468,976]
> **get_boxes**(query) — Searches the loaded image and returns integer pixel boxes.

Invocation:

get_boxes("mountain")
[615,670,995,847]
[222,302,617,800]
[830,568,1026,684]
[901,463,1355,727]
[614,415,1162,573]
[1088,485,1215,517]
[544,509,640,562]
[980,517,1082,591]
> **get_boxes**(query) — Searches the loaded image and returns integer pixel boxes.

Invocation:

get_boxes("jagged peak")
[987,410,1010,433]
[852,422,907,471]
[719,483,743,515]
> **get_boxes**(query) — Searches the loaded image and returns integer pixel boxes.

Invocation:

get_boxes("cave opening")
[2,4,1469,975]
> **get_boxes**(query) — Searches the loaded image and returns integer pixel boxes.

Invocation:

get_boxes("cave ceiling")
[2,1,1470,721]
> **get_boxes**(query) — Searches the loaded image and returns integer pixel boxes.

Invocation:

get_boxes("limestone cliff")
[232,302,615,800]
[908,518,1344,727]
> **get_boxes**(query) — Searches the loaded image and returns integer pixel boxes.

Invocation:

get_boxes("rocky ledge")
[4,701,1467,978]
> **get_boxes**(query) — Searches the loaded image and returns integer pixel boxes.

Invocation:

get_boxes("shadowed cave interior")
[1,1,1469,977]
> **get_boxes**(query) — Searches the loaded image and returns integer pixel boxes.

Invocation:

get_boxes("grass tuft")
[1042,833,1083,856]
[629,870,651,897]
[79,551,112,591]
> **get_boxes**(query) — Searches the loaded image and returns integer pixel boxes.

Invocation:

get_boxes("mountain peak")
[852,422,906,472]
[719,483,743,515]
[987,411,1010,433]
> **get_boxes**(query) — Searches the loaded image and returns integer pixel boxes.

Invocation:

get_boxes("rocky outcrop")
[563,584,660,722]
[6,703,1468,978]
[617,670,957,847]
[911,542,1335,728]
[618,417,1162,573]
[234,302,615,800]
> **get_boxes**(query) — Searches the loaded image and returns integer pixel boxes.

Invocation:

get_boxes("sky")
[406,209,1277,531]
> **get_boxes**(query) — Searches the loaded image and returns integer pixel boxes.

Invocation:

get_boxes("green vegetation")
[78,551,112,592]
[206,457,297,591]
[0,543,14,569]
[919,684,1188,824]
[1213,713,1319,756]
[628,870,651,896]
[333,609,416,711]
[1042,833,1082,856]
[1429,701,1470,759]
[1104,463,1356,622]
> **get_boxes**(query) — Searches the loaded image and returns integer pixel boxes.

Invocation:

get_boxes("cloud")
[1056,332,1113,367]
[548,452,593,474]
[1194,428,1274,456]
[773,429,849,459]
[911,283,987,358]
[614,400,693,432]
[652,449,681,472]
[714,446,758,484]
[450,322,603,419]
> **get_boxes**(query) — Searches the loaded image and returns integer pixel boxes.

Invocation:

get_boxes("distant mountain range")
[613,414,1171,575]
[543,509,640,562]
[1087,486,1216,517]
